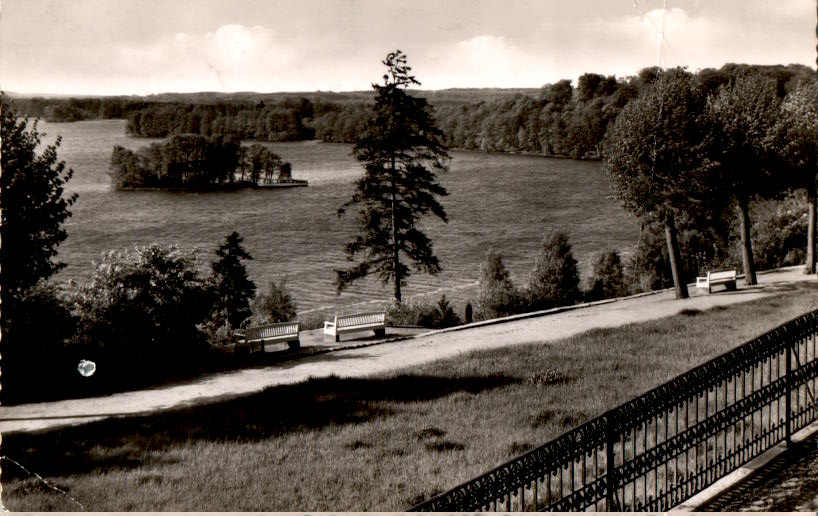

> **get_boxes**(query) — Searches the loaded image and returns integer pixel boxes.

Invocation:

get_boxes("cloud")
[424,35,553,88]
[114,24,298,92]
[597,5,812,74]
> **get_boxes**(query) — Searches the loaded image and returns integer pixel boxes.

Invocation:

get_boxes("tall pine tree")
[336,50,449,302]
[210,231,256,328]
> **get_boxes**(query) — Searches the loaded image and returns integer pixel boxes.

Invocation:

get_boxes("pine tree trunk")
[806,182,816,275]
[737,195,757,286]
[391,153,402,303]
[664,212,689,299]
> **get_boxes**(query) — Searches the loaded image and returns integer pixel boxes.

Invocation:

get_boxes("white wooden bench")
[323,311,387,342]
[240,321,300,351]
[695,270,737,294]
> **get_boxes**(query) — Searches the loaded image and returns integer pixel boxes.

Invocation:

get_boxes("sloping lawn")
[3,281,817,511]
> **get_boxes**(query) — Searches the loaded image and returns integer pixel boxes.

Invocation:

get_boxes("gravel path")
[0,267,811,434]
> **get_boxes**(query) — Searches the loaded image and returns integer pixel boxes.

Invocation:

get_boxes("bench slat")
[696,270,737,293]
[244,321,300,343]
[323,311,387,341]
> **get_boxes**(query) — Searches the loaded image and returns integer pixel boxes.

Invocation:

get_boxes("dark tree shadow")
[2,373,518,479]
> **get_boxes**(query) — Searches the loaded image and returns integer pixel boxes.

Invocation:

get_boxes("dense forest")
[110,135,290,189]
[12,63,812,159]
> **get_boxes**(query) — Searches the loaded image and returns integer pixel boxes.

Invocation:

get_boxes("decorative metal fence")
[411,309,818,512]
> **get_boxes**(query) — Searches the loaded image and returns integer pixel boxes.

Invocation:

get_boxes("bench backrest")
[245,321,299,341]
[336,311,386,328]
[708,270,737,281]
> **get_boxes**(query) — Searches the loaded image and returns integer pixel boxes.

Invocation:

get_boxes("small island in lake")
[110,134,307,191]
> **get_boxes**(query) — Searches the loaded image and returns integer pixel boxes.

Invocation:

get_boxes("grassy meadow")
[4,281,818,511]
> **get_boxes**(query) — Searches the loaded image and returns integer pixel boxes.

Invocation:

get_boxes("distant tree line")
[110,135,290,189]
[13,63,811,159]
[125,98,318,140]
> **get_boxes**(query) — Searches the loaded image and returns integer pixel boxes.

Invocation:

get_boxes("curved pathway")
[0,267,812,434]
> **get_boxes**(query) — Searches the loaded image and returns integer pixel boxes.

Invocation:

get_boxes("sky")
[0,0,814,95]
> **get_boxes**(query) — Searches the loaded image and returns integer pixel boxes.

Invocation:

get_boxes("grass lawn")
[3,281,818,511]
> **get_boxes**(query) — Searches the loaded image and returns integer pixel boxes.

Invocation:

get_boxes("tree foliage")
[1,95,77,300]
[475,250,519,320]
[210,232,256,328]
[526,231,581,310]
[336,50,449,302]
[1,282,77,403]
[586,249,627,301]
[770,79,818,273]
[109,135,288,189]
[251,278,297,324]
[707,74,781,284]
[605,68,713,298]
[70,244,213,381]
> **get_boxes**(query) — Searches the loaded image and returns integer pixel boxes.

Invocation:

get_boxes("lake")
[37,119,640,314]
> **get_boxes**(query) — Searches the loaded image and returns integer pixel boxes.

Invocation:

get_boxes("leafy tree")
[526,231,581,310]
[1,95,77,300]
[70,244,213,382]
[770,80,818,273]
[707,75,781,285]
[605,68,713,299]
[474,250,519,320]
[386,294,462,329]
[336,50,449,302]
[210,232,256,328]
[252,278,297,324]
[587,249,627,301]
[278,161,292,181]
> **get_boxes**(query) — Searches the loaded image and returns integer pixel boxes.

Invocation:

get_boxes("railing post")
[786,337,792,448]
[605,409,616,511]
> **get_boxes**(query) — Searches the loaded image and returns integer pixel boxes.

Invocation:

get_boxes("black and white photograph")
[0,0,816,511]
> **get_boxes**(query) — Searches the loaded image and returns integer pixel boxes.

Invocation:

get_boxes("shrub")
[750,193,809,270]
[526,231,580,310]
[586,249,628,301]
[1,282,77,403]
[388,295,462,329]
[474,250,520,320]
[251,278,297,324]
[625,214,736,292]
[428,295,462,328]
[70,244,213,384]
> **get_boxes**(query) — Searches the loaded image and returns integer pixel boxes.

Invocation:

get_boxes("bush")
[526,231,580,310]
[70,244,213,384]
[1,282,78,403]
[750,193,809,270]
[586,249,628,301]
[387,295,462,329]
[625,214,736,293]
[251,278,297,324]
[474,250,520,320]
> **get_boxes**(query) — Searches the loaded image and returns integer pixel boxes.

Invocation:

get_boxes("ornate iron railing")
[411,309,818,512]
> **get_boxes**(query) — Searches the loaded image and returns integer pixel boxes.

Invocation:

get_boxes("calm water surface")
[38,119,640,314]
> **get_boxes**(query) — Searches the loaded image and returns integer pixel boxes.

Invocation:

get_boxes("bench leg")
[288,339,300,351]
[374,328,386,338]
[335,334,340,343]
